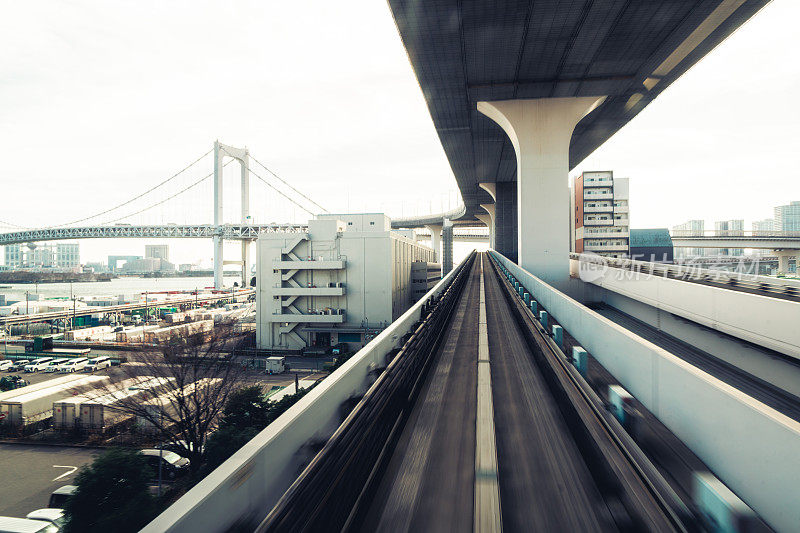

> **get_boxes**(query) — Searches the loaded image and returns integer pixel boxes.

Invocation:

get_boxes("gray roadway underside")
[387,0,769,222]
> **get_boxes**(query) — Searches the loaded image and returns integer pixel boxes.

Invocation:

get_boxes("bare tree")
[87,325,255,473]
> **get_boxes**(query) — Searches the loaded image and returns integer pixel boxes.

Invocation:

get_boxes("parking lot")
[0,443,100,517]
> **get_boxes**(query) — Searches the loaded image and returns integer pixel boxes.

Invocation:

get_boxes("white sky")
[1,0,797,265]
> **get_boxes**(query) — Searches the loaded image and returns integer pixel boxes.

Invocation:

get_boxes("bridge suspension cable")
[249,154,329,214]
[104,159,234,224]
[247,167,316,217]
[46,148,213,228]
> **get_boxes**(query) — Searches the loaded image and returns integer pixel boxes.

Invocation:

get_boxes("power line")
[248,154,329,213]
[248,167,316,217]
[48,148,213,228]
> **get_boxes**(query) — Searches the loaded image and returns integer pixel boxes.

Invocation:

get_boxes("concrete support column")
[442,219,454,275]
[775,250,798,275]
[475,213,492,247]
[478,97,604,291]
[494,182,517,262]
[425,223,442,262]
[480,203,496,249]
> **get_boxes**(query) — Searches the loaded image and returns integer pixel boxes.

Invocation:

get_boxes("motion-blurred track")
[258,253,692,532]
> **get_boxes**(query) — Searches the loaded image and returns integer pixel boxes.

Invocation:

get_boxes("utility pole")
[25,291,29,336]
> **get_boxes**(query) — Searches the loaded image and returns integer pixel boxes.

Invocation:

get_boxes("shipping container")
[77,376,173,431]
[0,375,108,426]
[135,378,220,433]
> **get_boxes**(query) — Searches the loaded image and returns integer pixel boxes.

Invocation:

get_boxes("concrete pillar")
[425,223,442,262]
[480,204,496,249]
[478,97,604,292]
[442,219,454,274]
[494,182,517,262]
[475,213,492,247]
[775,250,798,276]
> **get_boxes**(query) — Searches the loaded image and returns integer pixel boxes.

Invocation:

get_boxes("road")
[0,443,100,517]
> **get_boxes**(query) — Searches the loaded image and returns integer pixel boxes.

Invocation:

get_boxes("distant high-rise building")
[145,244,169,261]
[774,201,800,232]
[715,219,744,257]
[571,171,630,259]
[751,219,774,257]
[55,243,80,268]
[27,244,55,267]
[4,244,22,268]
[672,219,705,259]
[752,219,774,233]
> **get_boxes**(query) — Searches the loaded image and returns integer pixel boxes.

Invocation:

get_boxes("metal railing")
[570,253,800,300]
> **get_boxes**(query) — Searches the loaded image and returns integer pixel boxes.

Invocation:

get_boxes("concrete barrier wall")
[571,258,800,359]
[603,290,800,400]
[143,254,470,533]
[493,251,800,532]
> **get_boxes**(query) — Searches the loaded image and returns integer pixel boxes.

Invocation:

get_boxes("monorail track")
[258,253,693,532]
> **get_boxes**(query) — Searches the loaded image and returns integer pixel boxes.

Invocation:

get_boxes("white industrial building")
[255,214,436,352]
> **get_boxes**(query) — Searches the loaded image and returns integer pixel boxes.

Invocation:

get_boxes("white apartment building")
[3,242,80,269]
[3,244,22,268]
[715,219,744,257]
[256,214,436,352]
[571,171,630,258]
[673,219,706,259]
[145,244,169,261]
[56,243,80,268]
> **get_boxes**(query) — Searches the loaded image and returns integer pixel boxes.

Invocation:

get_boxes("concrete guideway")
[494,250,800,532]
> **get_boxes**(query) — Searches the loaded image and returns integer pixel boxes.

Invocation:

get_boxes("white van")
[0,361,13,372]
[57,358,88,373]
[24,359,54,373]
[44,359,70,373]
[0,516,59,533]
[84,357,112,372]
[25,509,64,529]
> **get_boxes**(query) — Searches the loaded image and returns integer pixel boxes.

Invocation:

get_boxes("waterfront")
[0,276,223,301]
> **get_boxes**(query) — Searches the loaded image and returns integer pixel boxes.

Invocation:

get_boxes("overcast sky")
[1,0,797,265]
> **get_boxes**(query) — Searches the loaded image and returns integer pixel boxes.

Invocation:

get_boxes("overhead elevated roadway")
[571,253,800,360]
[671,234,800,250]
[387,0,771,290]
[572,253,800,302]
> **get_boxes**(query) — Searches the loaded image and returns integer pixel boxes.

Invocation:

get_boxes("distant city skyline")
[1,1,797,265]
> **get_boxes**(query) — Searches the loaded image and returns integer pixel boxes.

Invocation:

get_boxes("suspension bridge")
[0,141,330,289]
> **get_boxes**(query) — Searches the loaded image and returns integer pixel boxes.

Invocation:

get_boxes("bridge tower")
[213,141,250,289]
